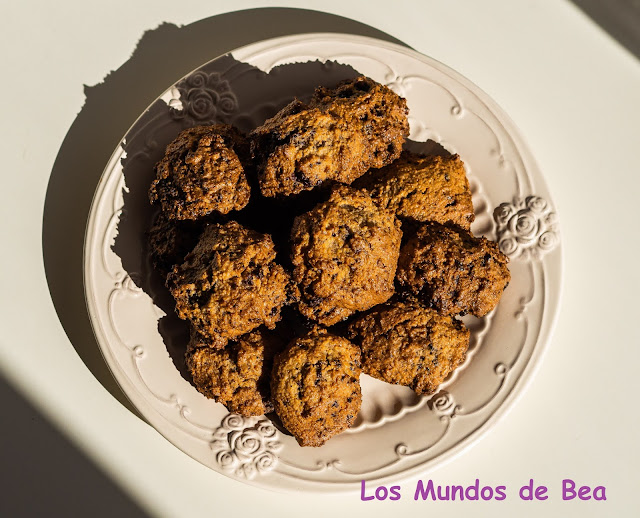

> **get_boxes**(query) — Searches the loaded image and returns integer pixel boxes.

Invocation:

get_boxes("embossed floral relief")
[211,414,282,479]
[428,391,459,418]
[494,196,558,259]
[169,71,238,124]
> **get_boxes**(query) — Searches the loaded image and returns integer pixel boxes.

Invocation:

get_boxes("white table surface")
[1,1,639,516]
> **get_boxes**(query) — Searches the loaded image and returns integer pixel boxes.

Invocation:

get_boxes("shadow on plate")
[42,8,410,417]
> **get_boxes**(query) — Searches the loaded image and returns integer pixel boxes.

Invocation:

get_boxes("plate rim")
[83,32,563,494]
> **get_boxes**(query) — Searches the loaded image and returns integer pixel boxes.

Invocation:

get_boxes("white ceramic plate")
[84,33,562,493]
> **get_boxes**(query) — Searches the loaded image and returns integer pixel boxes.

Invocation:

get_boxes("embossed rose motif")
[428,391,458,417]
[526,196,547,213]
[494,196,558,259]
[170,71,238,124]
[211,414,282,479]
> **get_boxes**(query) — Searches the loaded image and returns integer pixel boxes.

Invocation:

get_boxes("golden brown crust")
[251,77,409,197]
[271,328,362,447]
[396,223,510,317]
[290,186,402,326]
[348,299,469,395]
[367,152,475,229]
[149,125,251,220]
[186,328,285,416]
[166,221,294,347]
[144,76,514,447]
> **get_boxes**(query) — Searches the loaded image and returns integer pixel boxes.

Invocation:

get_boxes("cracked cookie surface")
[271,328,362,447]
[167,221,294,347]
[348,299,469,395]
[149,124,251,220]
[251,76,409,197]
[397,223,510,316]
[366,152,475,230]
[186,328,286,416]
[290,186,402,325]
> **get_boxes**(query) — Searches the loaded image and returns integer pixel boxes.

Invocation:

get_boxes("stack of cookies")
[147,76,510,447]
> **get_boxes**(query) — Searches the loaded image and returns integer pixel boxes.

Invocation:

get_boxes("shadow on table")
[0,375,150,518]
[42,8,409,416]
